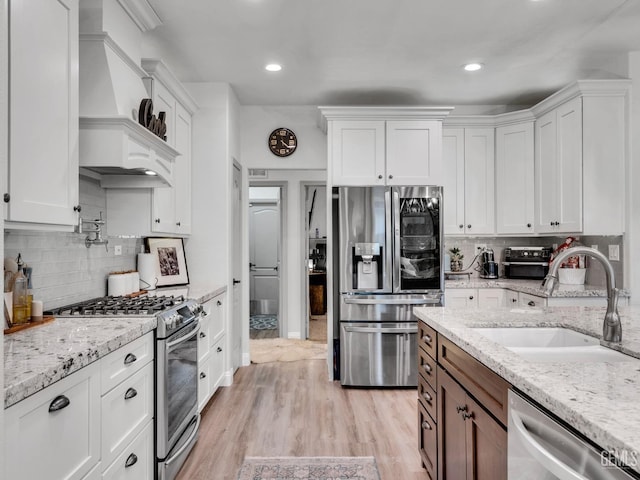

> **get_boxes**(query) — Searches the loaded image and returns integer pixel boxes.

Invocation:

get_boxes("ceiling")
[143,0,640,108]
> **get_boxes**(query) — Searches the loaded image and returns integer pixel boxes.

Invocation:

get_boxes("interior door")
[249,201,280,317]
[232,163,242,371]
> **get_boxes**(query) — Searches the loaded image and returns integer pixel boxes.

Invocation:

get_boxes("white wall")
[627,52,640,304]
[307,186,327,239]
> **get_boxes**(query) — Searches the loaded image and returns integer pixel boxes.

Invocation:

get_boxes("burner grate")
[46,294,186,316]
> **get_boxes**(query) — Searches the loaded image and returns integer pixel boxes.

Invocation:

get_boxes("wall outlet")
[591,244,599,251]
[114,245,122,256]
[608,244,620,261]
[475,243,487,252]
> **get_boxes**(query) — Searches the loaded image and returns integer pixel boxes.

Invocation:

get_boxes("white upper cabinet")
[321,107,454,187]
[495,119,535,234]
[5,0,79,229]
[443,126,495,235]
[534,96,583,234]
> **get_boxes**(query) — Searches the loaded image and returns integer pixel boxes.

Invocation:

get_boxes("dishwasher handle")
[510,406,588,480]
[343,325,418,334]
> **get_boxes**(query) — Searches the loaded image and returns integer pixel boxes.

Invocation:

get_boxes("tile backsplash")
[444,235,624,288]
[4,177,142,310]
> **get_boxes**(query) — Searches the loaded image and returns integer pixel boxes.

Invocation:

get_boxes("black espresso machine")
[502,247,552,279]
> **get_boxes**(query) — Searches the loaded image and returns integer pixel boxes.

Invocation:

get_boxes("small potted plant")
[448,247,464,272]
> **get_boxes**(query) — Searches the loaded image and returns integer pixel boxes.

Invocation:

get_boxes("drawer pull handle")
[124,353,137,365]
[217,346,223,353]
[423,363,432,373]
[125,453,138,468]
[456,405,467,414]
[422,334,432,344]
[528,300,536,307]
[200,332,206,338]
[200,372,207,379]
[421,420,432,430]
[462,412,474,420]
[124,388,138,400]
[48,395,70,412]
[423,391,432,402]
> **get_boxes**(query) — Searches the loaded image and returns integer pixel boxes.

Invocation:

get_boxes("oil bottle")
[12,267,29,325]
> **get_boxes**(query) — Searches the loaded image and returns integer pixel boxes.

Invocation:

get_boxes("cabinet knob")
[511,298,517,303]
[456,405,468,413]
[467,224,471,229]
[48,395,70,412]
[462,412,474,420]
[125,453,138,468]
[550,221,554,226]
[155,218,161,223]
[459,224,464,229]
[217,346,223,353]
[200,332,206,338]
[423,363,432,373]
[217,300,222,306]
[469,296,474,300]
[423,391,432,402]
[378,175,383,179]
[3,193,9,203]
[200,372,207,379]
[124,387,138,400]
[388,174,393,179]
[124,353,137,365]
[176,221,181,226]
[421,420,432,430]
[527,223,532,228]
[528,300,536,307]
[73,205,81,212]
[422,334,432,344]
[556,221,560,226]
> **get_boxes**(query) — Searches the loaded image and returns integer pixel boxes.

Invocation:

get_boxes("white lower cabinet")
[477,288,506,308]
[5,362,101,480]
[447,287,618,309]
[4,333,155,480]
[197,292,227,412]
[444,288,478,308]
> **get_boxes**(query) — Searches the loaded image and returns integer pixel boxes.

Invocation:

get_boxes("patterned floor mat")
[250,315,278,330]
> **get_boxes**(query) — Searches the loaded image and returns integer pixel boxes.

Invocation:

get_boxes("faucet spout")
[541,246,621,342]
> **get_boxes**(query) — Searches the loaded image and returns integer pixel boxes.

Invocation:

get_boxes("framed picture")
[145,237,190,287]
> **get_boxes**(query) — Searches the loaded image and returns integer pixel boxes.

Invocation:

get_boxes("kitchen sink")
[471,327,633,363]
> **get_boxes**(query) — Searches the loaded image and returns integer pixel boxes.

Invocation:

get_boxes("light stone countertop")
[414,305,640,473]
[4,282,227,409]
[445,277,631,298]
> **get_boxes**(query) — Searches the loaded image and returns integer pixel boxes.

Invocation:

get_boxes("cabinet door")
[505,290,519,307]
[535,109,558,233]
[419,401,437,480]
[477,289,505,308]
[495,122,534,234]
[330,120,385,185]
[5,362,100,480]
[519,292,545,308]
[442,128,465,235]
[386,120,442,185]
[464,394,507,480]
[153,81,176,147]
[437,367,468,480]
[209,335,226,393]
[555,97,582,233]
[444,289,478,308]
[173,102,192,234]
[464,129,495,235]
[7,0,79,227]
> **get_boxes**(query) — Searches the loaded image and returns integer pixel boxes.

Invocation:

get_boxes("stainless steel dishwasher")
[508,390,639,479]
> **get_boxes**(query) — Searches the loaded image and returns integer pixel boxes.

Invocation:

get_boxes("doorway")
[249,187,281,339]
[305,185,327,344]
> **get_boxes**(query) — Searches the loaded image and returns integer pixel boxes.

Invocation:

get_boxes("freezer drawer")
[340,322,417,387]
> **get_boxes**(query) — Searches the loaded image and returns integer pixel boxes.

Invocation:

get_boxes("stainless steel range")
[47,294,202,480]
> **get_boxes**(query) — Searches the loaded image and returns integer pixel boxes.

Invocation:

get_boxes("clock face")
[269,128,297,157]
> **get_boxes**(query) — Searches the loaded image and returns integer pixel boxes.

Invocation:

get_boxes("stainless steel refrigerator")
[334,186,443,387]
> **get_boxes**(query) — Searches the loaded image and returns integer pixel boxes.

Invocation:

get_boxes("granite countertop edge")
[414,305,640,474]
[445,278,631,298]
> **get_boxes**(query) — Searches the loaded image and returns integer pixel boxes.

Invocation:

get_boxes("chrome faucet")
[541,246,621,342]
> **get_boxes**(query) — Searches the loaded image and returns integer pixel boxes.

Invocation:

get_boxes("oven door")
[157,318,201,459]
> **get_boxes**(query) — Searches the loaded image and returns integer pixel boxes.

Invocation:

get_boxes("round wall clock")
[268,128,297,157]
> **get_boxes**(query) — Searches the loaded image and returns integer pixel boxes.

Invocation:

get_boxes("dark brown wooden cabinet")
[417,320,509,480]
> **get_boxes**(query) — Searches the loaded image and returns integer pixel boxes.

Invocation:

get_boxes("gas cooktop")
[45,294,186,316]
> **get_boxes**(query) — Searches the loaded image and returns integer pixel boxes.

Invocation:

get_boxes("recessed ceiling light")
[463,63,483,72]
[265,64,282,72]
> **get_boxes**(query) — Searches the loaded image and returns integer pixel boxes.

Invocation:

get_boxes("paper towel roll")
[137,253,157,290]
[108,274,127,296]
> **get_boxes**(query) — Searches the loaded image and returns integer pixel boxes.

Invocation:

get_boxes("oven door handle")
[164,414,201,468]
[343,297,440,305]
[344,325,418,334]
[509,406,587,480]
[166,320,201,349]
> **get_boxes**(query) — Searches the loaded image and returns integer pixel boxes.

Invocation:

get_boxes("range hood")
[79,30,179,188]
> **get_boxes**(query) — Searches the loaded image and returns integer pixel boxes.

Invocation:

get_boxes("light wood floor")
[176,359,429,480]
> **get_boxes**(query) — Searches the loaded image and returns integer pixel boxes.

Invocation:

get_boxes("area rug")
[237,456,381,480]
[250,338,327,363]
[250,314,278,330]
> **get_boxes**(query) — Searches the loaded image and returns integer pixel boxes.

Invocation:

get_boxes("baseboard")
[222,369,233,387]
[242,351,251,366]
[287,332,301,339]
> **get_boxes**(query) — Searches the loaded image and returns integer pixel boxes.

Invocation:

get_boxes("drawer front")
[418,346,436,389]
[5,362,100,480]
[209,336,226,393]
[101,333,154,394]
[208,294,225,345]
[197,313,211,362]
[418,321,437,358]
[198,353,212,412]
[418,372,437,423]
[418,401,437,480]
[101,363,154,467]
[438,336,510,426]
[102,421,154,480]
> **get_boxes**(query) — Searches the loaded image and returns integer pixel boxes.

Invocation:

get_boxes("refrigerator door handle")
[342,297,441,305]
[392,188,401,292]
[343,325,418,334]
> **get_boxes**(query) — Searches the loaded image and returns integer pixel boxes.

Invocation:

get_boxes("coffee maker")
[479,247,499,279]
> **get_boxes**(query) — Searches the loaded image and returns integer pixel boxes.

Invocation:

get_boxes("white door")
[232,164,242,371]
[249,201,280,317]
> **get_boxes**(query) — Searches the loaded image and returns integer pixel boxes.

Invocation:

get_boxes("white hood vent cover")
[79,28,178,188]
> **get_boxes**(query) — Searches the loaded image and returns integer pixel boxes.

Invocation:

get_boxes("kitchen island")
[414,304,640,474]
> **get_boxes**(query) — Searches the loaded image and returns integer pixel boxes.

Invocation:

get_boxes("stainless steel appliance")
[46,294,203,480]
[509,390,638,479]
[479,247,499,279]
[335,186,443,387]
[503,247,551,279]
